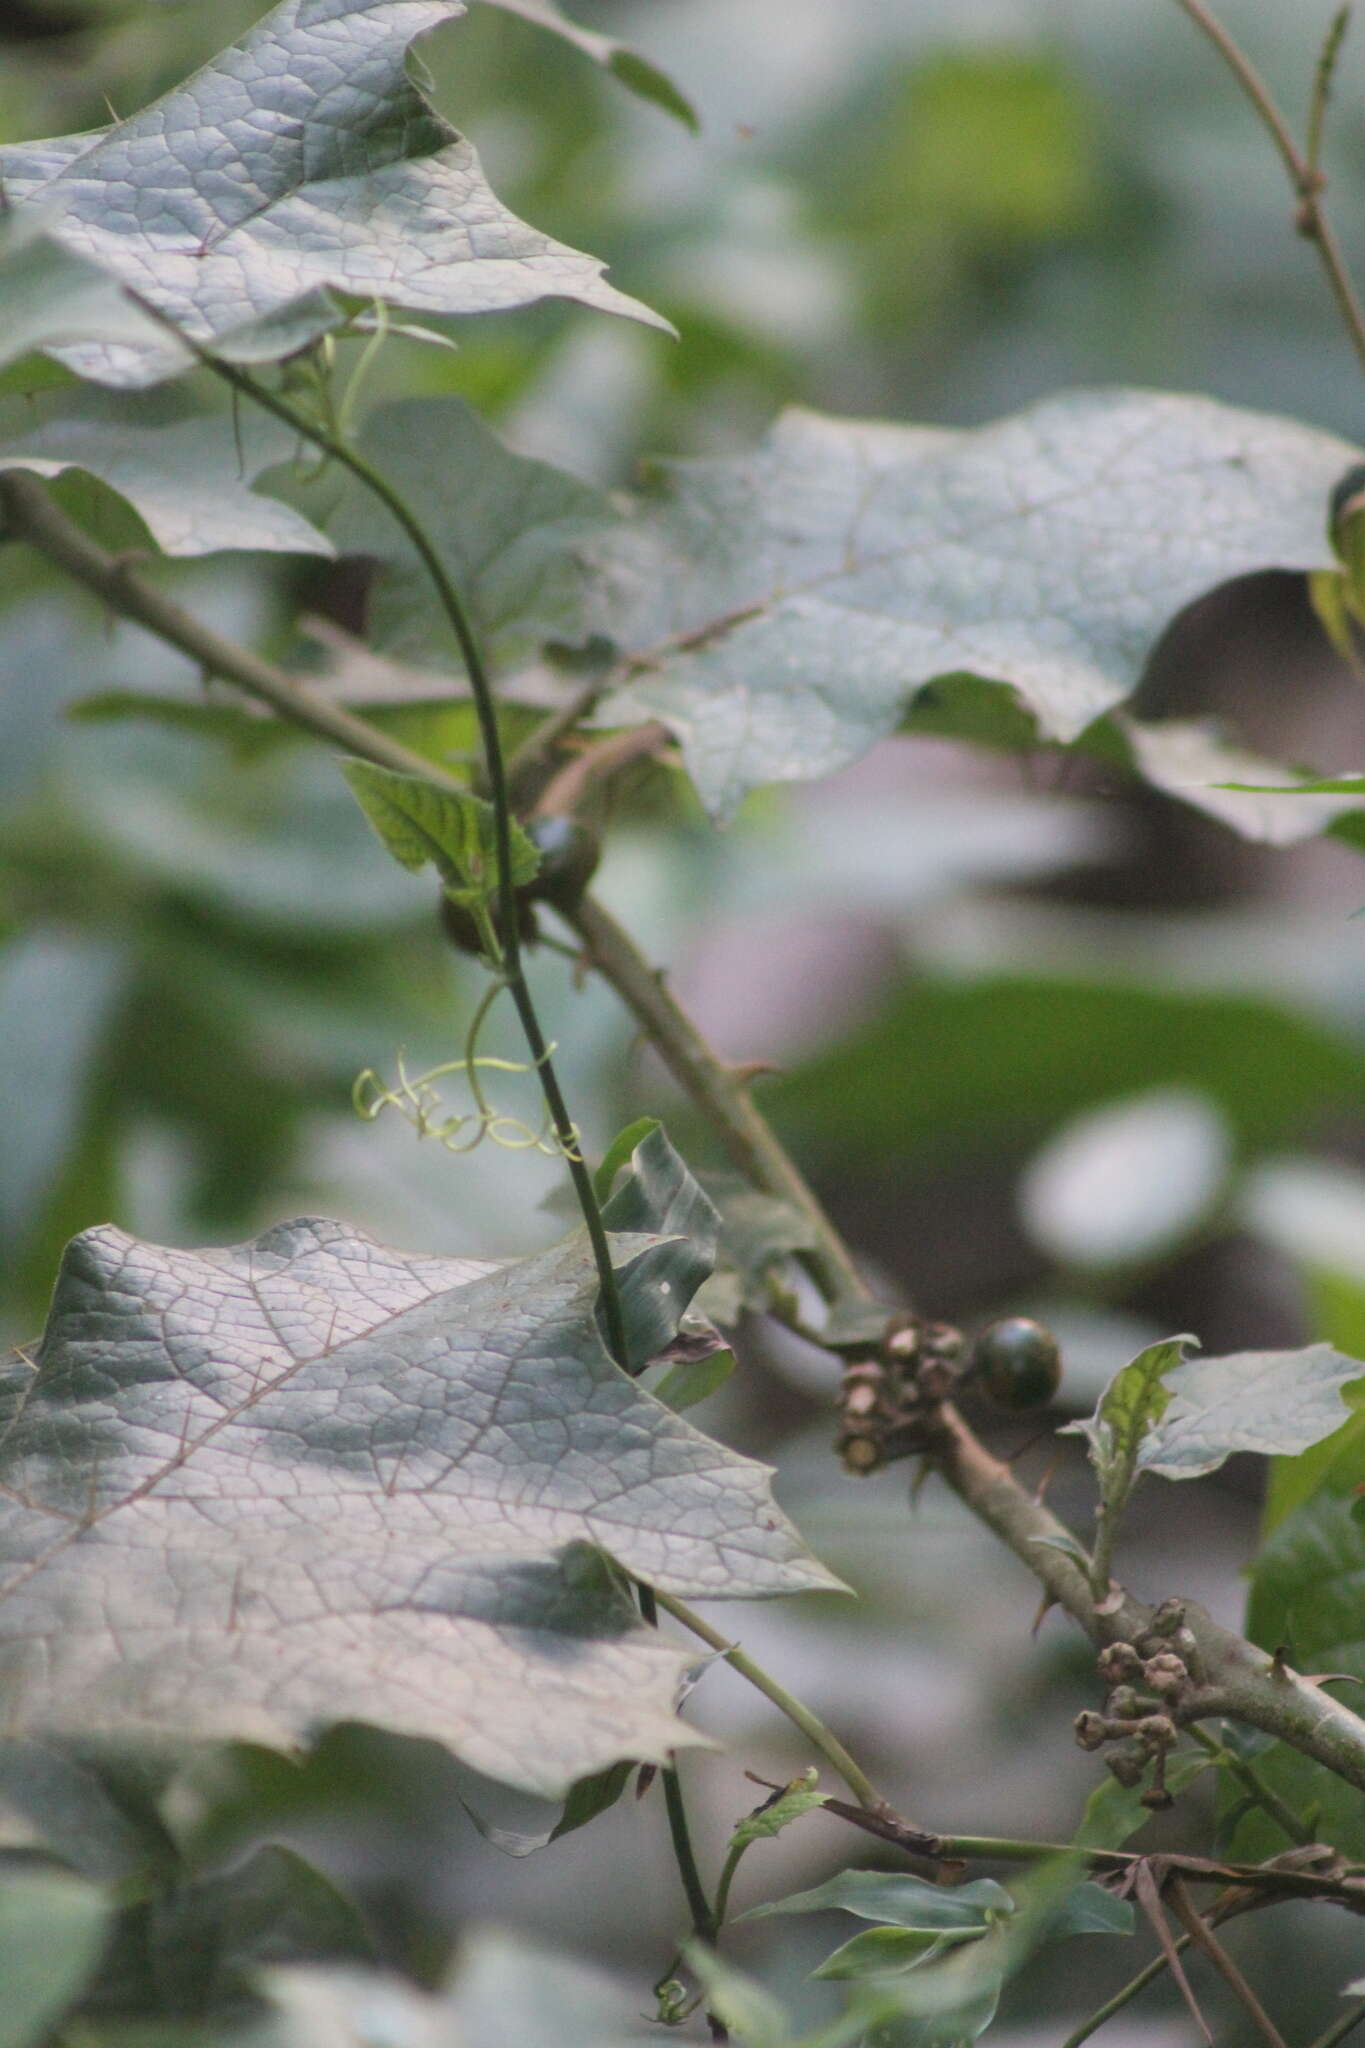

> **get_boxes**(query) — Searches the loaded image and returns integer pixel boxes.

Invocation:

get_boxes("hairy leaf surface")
[0,0,665,388]
[0,1201,834,1798]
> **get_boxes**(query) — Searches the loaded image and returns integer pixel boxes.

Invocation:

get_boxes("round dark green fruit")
[524,815,601,908]
[972,1317,1061,1410]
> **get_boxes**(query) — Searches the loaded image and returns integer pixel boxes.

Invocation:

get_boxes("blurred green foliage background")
[1,0,1364,2036]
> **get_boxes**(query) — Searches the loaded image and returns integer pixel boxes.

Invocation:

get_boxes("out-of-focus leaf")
[0,212,167,372]
[1071,1752,1210,1848]
[1041,1881,1134,1940]
[811,1924,982,1980]
[764,976,1365,1170]
[1119,718,1365,844]
[326,397,606,672]
[0,0,666,388]
[0,1210,836,1799]
[264,1926,655,2048]
[477,0,697,129]
[651,1348,736,1413]
[1236,1489,1365,1861]
[0,1739,174,1884]
[744,1871,1012,1930]
[0,1870,111,2048]
[462,1759,634,1857]
[0,391,332,557]
[1242,1160,1365,1529]
[681,1945,792,2048]
[1018,1087,1230,1270]
[0,932,126,1257]
[140,1844,374,2015]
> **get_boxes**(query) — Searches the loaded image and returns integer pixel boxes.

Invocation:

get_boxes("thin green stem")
[710,1840,746,1932]
[196,354,627,1368]
[1187,1725,1315,1845]
[1058,1934,1193,2048]
[661,1757,717,1942]
[1172,0,1365,375]
[653,1590,882,1810]
[1308,1996,1365,2048]
[1307,5,1352,175]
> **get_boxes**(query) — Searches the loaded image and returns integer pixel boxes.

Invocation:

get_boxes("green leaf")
[342,761,539,918]
[811,1925,984,1982]
[1235,1489,1365,1860]
[326,392,1359,818]
[477,0,698,129]
[0,389,333,558]
[744,1871,1013,1930]
[1040,1880,1134,1940]
[728,1771,828,1852]
[0,1738,176,1885]
[0,212,167,373]
[0,1213,836,1800]
[138,1843,374,2013]
[327,397,608,673]
[594,1117,662,1203]
[1215,774,1365,797]
[651,1349,736,1414]
[1135,1343,1365,1480]
[0,0,666,389]
[573,392,1358,816]
[1071,1753,1210,1849]
[1063,1335,1192,1521]
[0,1871,111,2048]
[1117,717,1365,846]
[682,1945,793,2048]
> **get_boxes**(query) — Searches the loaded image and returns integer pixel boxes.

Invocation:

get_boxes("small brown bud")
[1074,1710,1108,1752]
[1143,1652,1188,1698]
[1097,1642,1142,1686]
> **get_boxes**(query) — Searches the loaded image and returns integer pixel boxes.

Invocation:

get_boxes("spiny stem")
[653,1589,882,1810]
[1172,0,1365,375]
[564,892,873,1309]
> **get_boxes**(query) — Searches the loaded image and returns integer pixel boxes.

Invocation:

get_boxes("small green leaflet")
[1063,1335,1192,1521]
[728,1771,828,1853]
[342,760,539,917]
[743,1871,1012,1930]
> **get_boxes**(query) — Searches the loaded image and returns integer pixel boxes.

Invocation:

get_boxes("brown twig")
[1168,1875,1288,2048]
[1173,0,1365,373]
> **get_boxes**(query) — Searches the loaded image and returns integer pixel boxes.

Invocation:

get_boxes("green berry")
[973,1317,1061,1410]
[524,815,601,908]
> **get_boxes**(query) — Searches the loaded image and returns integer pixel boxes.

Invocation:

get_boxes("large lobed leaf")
[0,1175,836,1799]
[0,0,666,389]
[332,389,1362,822]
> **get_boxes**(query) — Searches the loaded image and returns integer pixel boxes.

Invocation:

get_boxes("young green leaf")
[651,1349,736,1414]
[728,1771,828,1853]
[0,1873,111,2048]
[744,1871,1012,1930]
[342,761,539,919]
[1063,1335,1194,1522]
[478,0,698,130]
[811,1924,983,1981]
